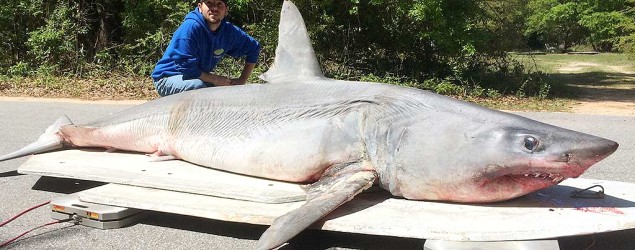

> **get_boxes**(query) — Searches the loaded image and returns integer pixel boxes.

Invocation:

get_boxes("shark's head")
[380,104,619,203]
[263,0,619,204]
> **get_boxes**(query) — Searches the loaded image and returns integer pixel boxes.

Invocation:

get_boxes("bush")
[6,0,619,100]
[7,62,31,77]
[26,2,88,75]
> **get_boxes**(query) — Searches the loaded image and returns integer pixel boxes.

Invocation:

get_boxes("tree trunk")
[94,0,124,55]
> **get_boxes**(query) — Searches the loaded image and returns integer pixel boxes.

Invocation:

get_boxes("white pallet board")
[16,149,635,241]
[78,178,635,241]
[18,149,305,203]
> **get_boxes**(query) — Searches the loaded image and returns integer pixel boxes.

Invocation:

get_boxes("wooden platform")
[18,149,305,203]
[18,149,635,241]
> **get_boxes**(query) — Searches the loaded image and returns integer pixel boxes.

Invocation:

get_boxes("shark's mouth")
[507,172,566,183]
[502,171,567,193]
[470,166,579,202]
[423,168,574,203]
[496,157,594,187]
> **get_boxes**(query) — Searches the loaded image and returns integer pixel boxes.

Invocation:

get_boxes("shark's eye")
[523,136,539,151]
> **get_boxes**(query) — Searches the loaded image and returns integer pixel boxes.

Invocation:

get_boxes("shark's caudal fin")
[0,115,72,162]
[259,0,325,83]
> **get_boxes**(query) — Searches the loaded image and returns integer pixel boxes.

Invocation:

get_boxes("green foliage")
[525,0,585,51]
[617,1,635,55]
[619,33,635,56]
[27,2,85,74]
[118,0,193,75]
[0,1,36,69]
[579,11,633,52]
[525,0,634,52]
[7,62,31,77]
[433,80,465,95]
[479,0,532,51]
[0,0,632,99]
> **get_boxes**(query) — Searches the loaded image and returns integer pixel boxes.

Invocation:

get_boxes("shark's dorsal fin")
[259,0,325,83]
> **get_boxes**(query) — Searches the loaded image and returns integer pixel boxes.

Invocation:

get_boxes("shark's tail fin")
[0,115,73,162]
[259,0,325,83]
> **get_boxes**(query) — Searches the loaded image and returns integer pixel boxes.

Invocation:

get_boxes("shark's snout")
[597,139,619,157]
[570,138,619,170]
[574,138,619,169]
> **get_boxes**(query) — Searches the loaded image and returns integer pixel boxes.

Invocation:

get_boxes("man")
[151,0,260,96]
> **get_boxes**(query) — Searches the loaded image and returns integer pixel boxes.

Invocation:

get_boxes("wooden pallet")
[18,149,635,241]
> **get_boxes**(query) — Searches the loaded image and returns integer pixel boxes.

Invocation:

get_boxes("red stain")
[575,207,624,215]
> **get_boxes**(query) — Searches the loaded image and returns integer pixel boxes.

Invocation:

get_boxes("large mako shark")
[0,1,619,249]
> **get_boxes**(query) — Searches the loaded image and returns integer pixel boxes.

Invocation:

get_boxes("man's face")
[199,0,227,25]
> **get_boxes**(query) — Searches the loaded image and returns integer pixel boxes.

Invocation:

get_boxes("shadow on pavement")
[548,72,635,103]
[32,176,106,194]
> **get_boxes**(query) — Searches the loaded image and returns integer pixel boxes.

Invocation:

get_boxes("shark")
[0,1,619,249]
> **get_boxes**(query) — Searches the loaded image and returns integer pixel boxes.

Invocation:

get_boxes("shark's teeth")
[518,172,565,182]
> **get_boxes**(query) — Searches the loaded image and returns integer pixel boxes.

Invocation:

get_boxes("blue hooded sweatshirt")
[151,7,260,81]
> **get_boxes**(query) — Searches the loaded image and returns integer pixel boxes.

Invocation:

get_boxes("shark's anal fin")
[258,0,324,83]
[256,163,377,250]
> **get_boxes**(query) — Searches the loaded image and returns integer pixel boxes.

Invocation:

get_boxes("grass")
[464,96,571,112]
[0,74,158,100]
[0,53,633,113]
[514,53,635,74]
[484,53,635,111]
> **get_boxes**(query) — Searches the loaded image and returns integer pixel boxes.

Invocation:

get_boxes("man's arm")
[199,62,256,86]
[200,72,231,86]
[230,62,256,85]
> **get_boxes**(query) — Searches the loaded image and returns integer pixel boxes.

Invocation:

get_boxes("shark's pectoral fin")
[257,163,377,250]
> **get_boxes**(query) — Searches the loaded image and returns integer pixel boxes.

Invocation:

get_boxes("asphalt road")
[0,99,633,250]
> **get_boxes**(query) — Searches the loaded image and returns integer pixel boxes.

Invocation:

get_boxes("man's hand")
[199,62,256,86]
[212,75,232,86]
[230,78,247,85]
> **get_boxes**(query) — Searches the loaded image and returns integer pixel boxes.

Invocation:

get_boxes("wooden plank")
[16,149,635,240]
[78,178,635,241]
[18,149,306,203]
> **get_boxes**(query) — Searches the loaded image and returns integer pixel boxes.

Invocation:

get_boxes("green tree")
[27,1,89,74]
[20,0,128,75]
[479,0,532,52]
[616,0,635,55]
[288,0,490,81]
[526,0,634,52]
[116,0,192,74]
[0,0,563,97]
[0,1,36,71]
[579,11,633,51]
[525,0,585,52]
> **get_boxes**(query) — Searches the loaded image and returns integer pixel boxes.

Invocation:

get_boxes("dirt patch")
[607,65,635,74]
[0,96,147,105]
[559,62,602,72]
[569,100,635,116]
[557,61,635,116]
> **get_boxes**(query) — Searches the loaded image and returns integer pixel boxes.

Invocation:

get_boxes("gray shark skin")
[0,1,619,249]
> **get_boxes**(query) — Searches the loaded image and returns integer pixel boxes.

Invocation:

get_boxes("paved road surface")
[0,99,633,249]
